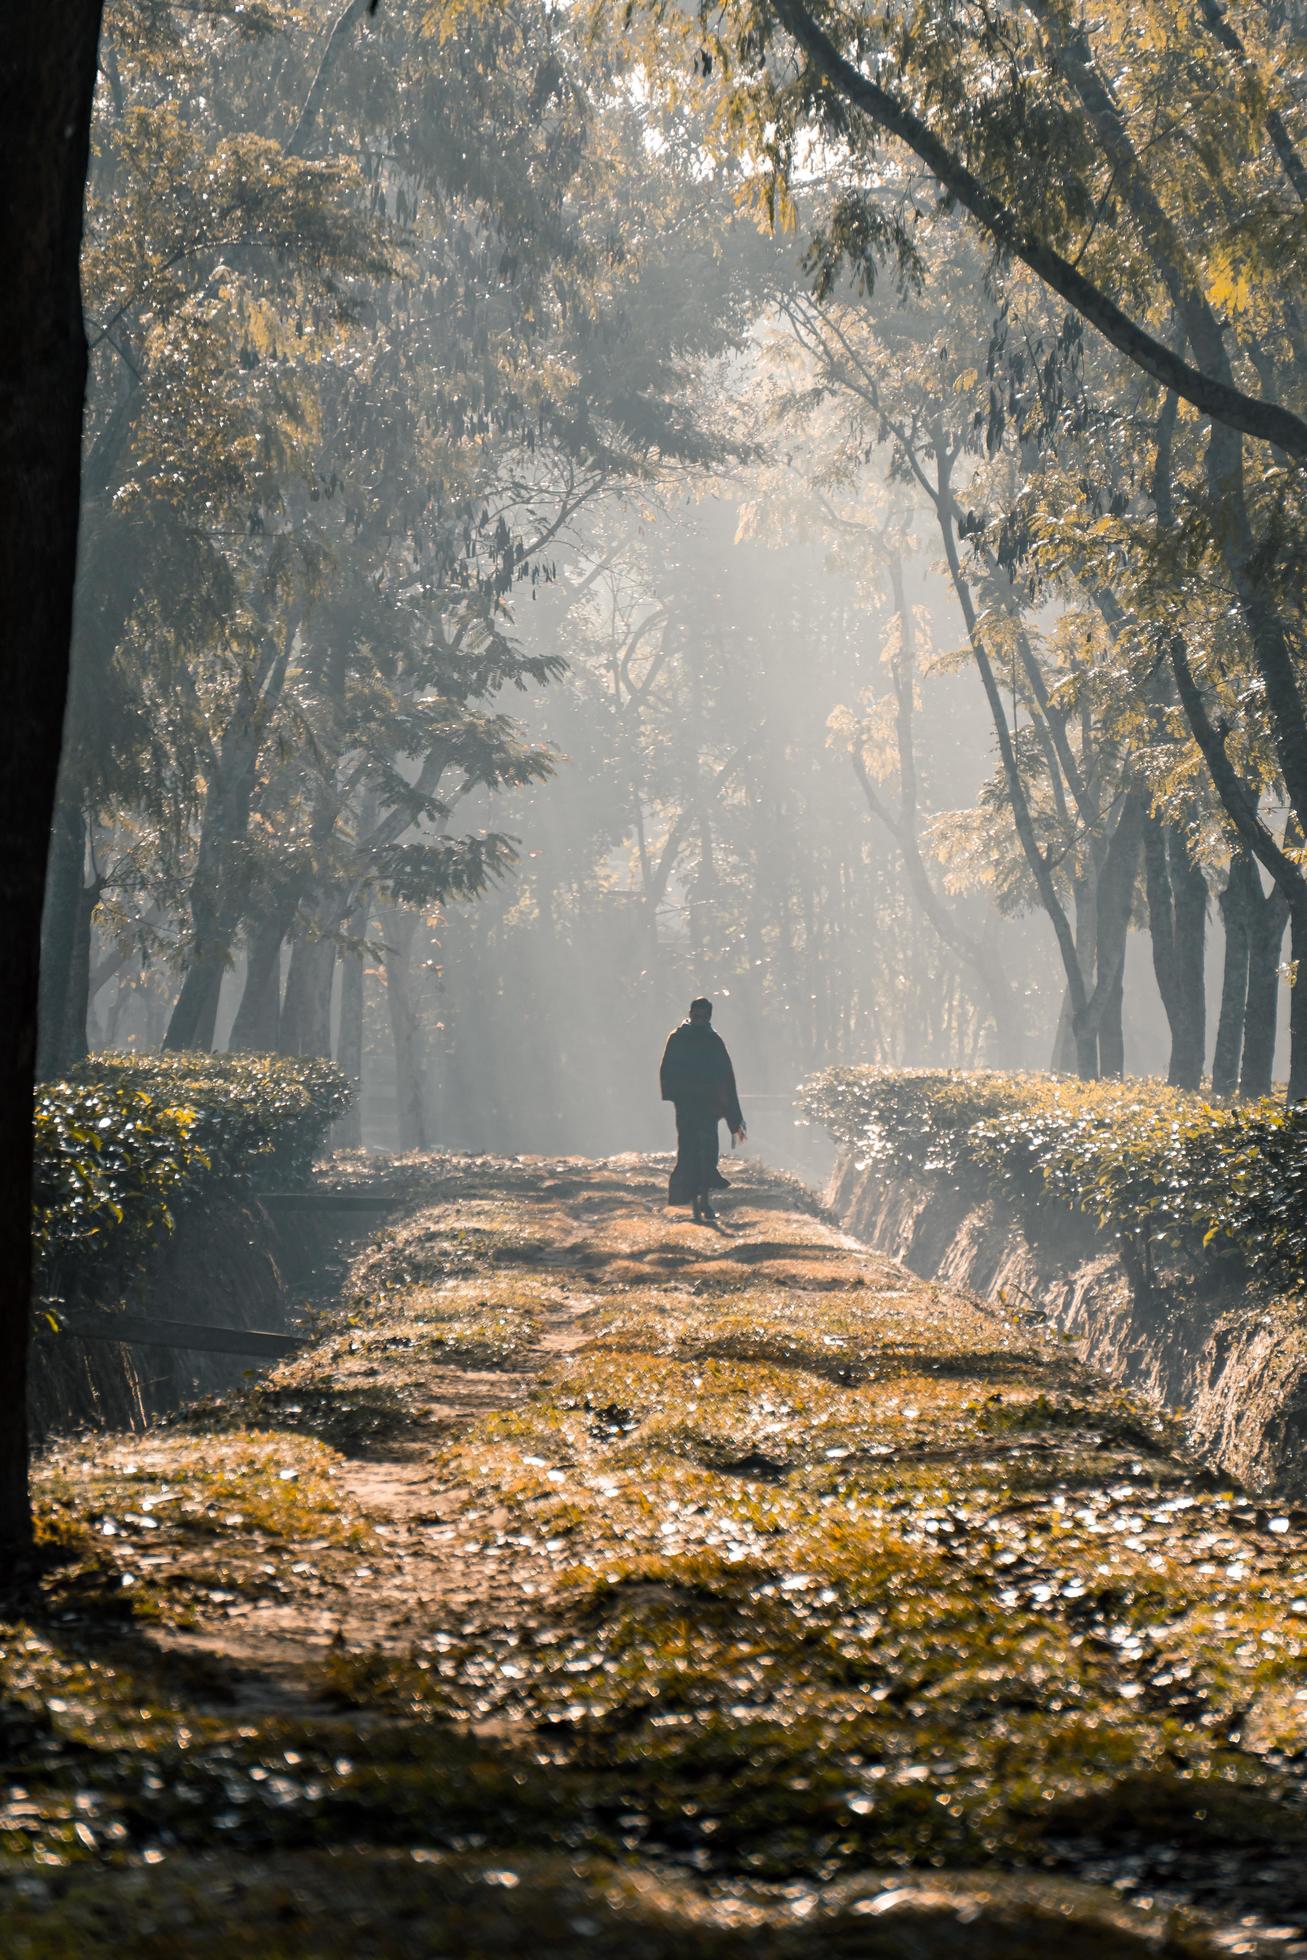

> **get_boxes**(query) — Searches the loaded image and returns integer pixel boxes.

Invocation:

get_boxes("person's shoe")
[691,1197,705,1223]
[700,1200,718,1226]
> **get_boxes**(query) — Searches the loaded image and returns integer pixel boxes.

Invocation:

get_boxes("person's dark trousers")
[669,1101,720,1206]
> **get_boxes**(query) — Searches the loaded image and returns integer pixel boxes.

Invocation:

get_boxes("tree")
[650,0,1307,455]
[0,5,106,1550]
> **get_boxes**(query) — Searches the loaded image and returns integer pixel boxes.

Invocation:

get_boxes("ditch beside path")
[7,1154,1307,1957]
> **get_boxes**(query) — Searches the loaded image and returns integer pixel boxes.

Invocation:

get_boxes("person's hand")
[732,1123,747,1145]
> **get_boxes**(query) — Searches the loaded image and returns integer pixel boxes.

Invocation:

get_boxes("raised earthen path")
[7,1155,1307,1956]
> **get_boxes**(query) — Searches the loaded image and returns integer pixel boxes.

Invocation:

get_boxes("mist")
[49,0,1304,1168]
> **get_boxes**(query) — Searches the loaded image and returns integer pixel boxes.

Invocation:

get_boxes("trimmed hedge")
[803,1067,1307,1298]
[76,1052,350,1187]
[35,1052,350,1310]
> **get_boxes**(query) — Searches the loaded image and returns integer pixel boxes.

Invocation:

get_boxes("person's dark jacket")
[659,1021,743,1132]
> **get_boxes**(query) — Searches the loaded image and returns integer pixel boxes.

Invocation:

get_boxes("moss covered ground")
[6,1156,1307,1954]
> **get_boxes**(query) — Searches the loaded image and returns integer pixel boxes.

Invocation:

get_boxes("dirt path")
[161,1163,867,1686]
[8,1155,1307,1956]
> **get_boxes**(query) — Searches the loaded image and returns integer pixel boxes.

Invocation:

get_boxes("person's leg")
[693,1111,718,1222]
[706,1118,724,1194]
[670,1104,695,1208]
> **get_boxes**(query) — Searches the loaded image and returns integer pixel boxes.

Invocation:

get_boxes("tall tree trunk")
[163,941,225,1054]
[1241,878,1290,1098]
[1051,986,1076,1073]
[37,797,86,1078]
[1143,814,1209,1090]
[1093,793,1144,1078]
[1212,852,1254,1098]
[279,927,337,1059]
[164,833,240,1053]
[1072,869,1100,1079]
[1290,905,1307,1105]
[228,908,289,1052]
[1170,833,1208,1090]
[163,624,296,1053]
[63,865,103,1071]
[0,0,105,1551]
[333,903,367,1148]
[384,909,429,1151]
[1095,961,1126,1079]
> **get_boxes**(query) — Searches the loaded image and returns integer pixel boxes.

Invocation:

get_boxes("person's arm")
[720,1044,745,1139]
[659,1031,679,1103]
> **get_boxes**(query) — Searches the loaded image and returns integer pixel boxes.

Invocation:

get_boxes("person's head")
[688,996,712,1024]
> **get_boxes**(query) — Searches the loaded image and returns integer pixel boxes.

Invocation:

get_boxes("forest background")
[31,0,1304,1183]
[0,0,1302,1552]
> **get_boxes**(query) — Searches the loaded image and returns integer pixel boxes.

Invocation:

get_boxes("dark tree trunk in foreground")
[1212,852,1254,1098]
[0,1,105,1552]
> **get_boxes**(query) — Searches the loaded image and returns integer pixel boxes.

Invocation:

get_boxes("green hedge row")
[803,1068,1307,1298]
[35,1052,350,1309]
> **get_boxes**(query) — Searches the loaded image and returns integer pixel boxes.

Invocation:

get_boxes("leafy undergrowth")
[36,1054,351,1312]
[802,1066,1307,1299]
[7,1157,1307,1955]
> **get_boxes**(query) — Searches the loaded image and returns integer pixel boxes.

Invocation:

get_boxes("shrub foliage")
[804,1067,1307,1297]
[35,1052,350,1310]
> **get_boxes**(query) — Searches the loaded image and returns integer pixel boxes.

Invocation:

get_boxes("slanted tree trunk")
[767,0,1307,458]
[1212,851,1254,1098]
[0,0,105,1551]
[333,903,367,1148]
[383,909,430,1151]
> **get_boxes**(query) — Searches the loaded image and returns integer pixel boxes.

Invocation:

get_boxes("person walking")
[659,996,746,1224]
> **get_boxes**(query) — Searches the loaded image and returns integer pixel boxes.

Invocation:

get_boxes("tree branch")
[764,0,1307,459]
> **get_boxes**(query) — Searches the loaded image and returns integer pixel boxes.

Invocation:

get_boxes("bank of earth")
[6,1155,1307,1956]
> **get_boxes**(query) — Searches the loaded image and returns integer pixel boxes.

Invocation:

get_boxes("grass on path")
[4,1156,1307,1956]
